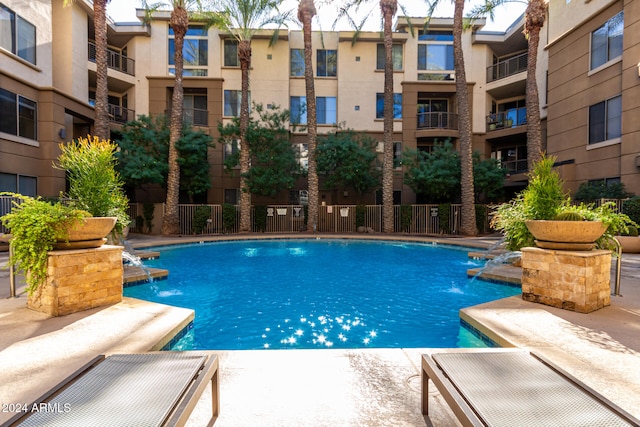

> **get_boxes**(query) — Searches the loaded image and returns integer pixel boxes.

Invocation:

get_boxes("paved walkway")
[0,233,639,426]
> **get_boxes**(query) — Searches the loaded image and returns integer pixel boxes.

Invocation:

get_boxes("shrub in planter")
[55,136,130,236]
[355,205,366,229]
[622,197,640,226]
[400,205,412,233]
[0,193,91,294]
[438,203,451,234]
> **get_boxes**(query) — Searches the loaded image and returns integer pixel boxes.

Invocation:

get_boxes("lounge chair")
[5,352,219,427]
[422,349,640,426]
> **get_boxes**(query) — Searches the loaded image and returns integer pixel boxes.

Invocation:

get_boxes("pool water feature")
[124,239,520,350]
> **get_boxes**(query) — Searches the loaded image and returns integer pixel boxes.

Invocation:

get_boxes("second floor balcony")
[486,107,526,132]
[487,52,527,83]
[417,112,459,130]
[166,108,209,127]
[88,42,135,76]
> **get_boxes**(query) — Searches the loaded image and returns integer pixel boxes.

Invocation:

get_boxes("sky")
[106,0,527,33]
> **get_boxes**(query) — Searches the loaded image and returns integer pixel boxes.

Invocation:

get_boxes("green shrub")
[142,203,155,233]
[254,205,268,232]
[475,204,487,234]
[622,196,640,226]
[223,203,236,233]
[438,203,451,234]
[400,205,412,232]
[192,205,211,234]
[355,205,366,228]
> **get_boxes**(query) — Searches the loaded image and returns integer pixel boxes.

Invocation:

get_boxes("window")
[376,44,403,70]
[0,173,36,196]
[589,95,621,144]
[316,97,336,125]
[590,11,623,70]
[224,40,238,67]
[492,145,528,173]
[224,140,240,165]
[169,25,208,75]
[0,88,36,140]
[0,4,36,64]
[417,99,448,128]
[393,142,402,169]
[183,90,207,126]
[296,143,308,170]
[290,48,304,77]
[317,49,337,77]
[224,189,239,205]
[224,90,250,117]
[376,93,402,119]
[290,96,336,125]
[417,30,454,80]
[290,96,307,124]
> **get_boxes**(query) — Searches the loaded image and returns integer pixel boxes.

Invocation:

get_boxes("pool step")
[467,264,522,285]
[123,265,169,285]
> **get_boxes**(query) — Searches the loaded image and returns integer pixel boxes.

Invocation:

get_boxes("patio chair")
[6,352,219,427]
[422,349,640,426]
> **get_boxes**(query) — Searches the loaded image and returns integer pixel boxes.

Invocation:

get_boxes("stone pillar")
[521,247,612,313]
[28,245,123,316]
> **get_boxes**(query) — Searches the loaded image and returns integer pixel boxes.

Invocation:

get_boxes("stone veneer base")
[27,245,124,317]
[521,247,612,313]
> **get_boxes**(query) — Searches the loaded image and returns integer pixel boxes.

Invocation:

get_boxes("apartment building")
[546,0,640,196]
[1,0,548,206]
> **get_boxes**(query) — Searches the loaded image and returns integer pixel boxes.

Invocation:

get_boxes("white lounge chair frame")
[422,349,640,427]
[6,351,219,427]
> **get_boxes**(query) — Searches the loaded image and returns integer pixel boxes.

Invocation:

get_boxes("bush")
[192,205,211,234]
[438,203,451,234]
[622,196,640,226]
[574,181,630,200]
[355,205,366,228]
[254,205,267,232]
[142,203,155,233]
[400,205,412,232]
[475,204,487,234]
[223,203,237,233]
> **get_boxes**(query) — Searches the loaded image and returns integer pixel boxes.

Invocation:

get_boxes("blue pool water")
[124,239,520,350]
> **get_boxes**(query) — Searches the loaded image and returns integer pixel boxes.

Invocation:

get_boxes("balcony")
[88,42,135,76]
[166,108,209,127]
[90,100,135,124]
[417,112,458,130]
[486,107,526,132]
[486,52,527,83]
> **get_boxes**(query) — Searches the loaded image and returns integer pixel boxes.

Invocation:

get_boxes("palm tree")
[336,0,412,233]
[380,0,397,233]
[452,0,477,236]
[298,0,318,233]
[468,0,547,170]
[140,1,223,235]
[215,0,290,233]
[64,0,110,140]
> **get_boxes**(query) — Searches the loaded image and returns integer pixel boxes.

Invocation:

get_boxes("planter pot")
[525,220,607,251]
[54,216,117,250]
[617,235,640,254]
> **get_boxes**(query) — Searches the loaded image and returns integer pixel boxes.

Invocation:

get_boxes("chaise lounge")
[5,352,219,427]
[422,349,639,426]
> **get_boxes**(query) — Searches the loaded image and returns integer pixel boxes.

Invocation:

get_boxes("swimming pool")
[124,239,520,350]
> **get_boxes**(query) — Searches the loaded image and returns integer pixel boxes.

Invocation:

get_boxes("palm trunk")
[453,0,477,236]
[93,0,109,140]
[299,0,318,233]
[525,0,546,170]
[381,0,397,233]
[162,7,188,235]
[239,40,252,233]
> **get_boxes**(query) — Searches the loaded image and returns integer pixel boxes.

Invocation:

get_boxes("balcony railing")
[486,52,527,83]
[166,108,209,127]
[88,42,135,76]
[90,100,136,124]
[417,112,459,130]
[486,107,526,132]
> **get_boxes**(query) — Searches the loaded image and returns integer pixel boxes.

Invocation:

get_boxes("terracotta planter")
[54,217,117,250]
[617,236,640,254]
[525,220,607,251]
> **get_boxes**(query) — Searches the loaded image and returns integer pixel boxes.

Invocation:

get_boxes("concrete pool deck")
[0,233,639,426]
